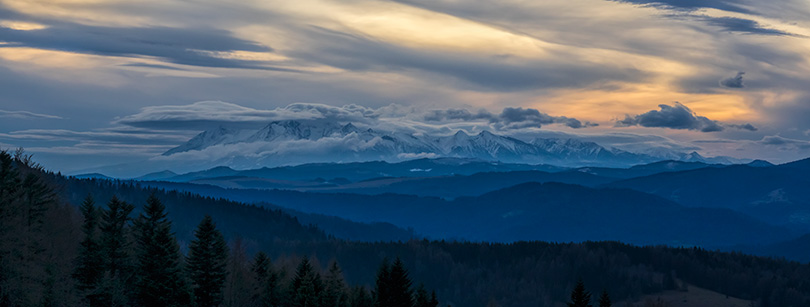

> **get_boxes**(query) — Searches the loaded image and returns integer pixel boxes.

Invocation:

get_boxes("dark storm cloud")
[291,27,647,92]
[0,22,295,71]
[424,107,596,129]
[701,17,793,36]
[616,102,755,132]
[615,0,753,14]
[720,72,745,88]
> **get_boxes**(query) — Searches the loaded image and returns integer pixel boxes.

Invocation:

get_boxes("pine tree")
[350,286,374,307]
[429,290,439,307]
[252,252,282,307]
[373,259,391,307]
[414,283,430,307]
[187,215,229,307]
[322,260,349,307]
[73,195,106,306]
[98,194,135,306]
[133,194,190,307]
[375,257,414,307]
[289,257,323,307]
[567,280,592,307]
[598,290,611,307]
[100,195,134,277]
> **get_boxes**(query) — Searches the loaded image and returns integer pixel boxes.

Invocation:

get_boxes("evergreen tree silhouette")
[98,195,134,305]
[133,194,190,306]
[252,251,282,307]
[290,257,323,307]
[72,195,105,306]
[598,290,611,307]
[375,257,414,307]
[322,260,350,307]
[567,279,592,307]
[188,215,229,307]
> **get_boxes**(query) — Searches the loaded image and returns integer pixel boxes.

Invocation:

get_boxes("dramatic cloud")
[701,17,794,36]
[291,27,647,92]
[720,72,745,88]
[114,101,380,130]
[615,0,752,14]
[115,101,593,132]
[0,109,61,119]
[616,102,755,132]
[726,123,757,131]
[0,22,290,70]
[424,107,595,129]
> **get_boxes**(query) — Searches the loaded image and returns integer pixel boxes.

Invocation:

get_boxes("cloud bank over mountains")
[615,102,756,132]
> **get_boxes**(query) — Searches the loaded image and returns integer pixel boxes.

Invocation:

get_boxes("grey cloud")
[0,22,294,71]
[615,102,758,132]
[120,63,189,71]
[290,27,646,92]
[701,16,794,36]
[424,107,596,129]
[0,109,62,120]
[615,0,753,14]
[114,101,381,130]
[0,129,189,145]
[720,72,745,88]
[727,123,757,131]
[758,135,810,150]
[616,102,723,132]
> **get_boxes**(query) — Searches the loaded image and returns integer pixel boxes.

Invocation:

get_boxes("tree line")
[73,192,439,307]
[0,149,438,307]
[5,148,810,306]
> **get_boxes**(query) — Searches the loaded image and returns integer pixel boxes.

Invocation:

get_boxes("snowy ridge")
[162,119,739,167]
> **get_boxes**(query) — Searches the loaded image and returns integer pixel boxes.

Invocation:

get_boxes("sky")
[1,0,810,173]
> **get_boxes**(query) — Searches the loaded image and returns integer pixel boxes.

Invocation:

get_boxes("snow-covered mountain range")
[161,119,742,168]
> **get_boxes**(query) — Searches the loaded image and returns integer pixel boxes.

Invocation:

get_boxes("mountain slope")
[141,180,792,247]
[606,160,810,230]
[159,119,737,169]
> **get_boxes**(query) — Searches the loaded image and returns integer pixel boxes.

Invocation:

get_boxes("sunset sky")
[1,0,810,172]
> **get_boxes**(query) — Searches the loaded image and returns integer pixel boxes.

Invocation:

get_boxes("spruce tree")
[429,290,439,307]
[375,257,414,307]
[598,290,611,307]
[373,259,391,307]
[133,194,190,307]
[187,215,229,307]
[289,257,323,307]
[98,195,135,306]
[567,280,592,307]
[73,195,105,306]
[350,286,373,307]
[252,252,282,307]
[100,195,134,277]
[322,260,349,307]
[414,283,430,307]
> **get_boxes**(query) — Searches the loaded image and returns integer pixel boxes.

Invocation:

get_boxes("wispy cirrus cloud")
[0,109,62,119]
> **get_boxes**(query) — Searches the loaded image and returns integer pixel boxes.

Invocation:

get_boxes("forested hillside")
[3,149,810,307]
